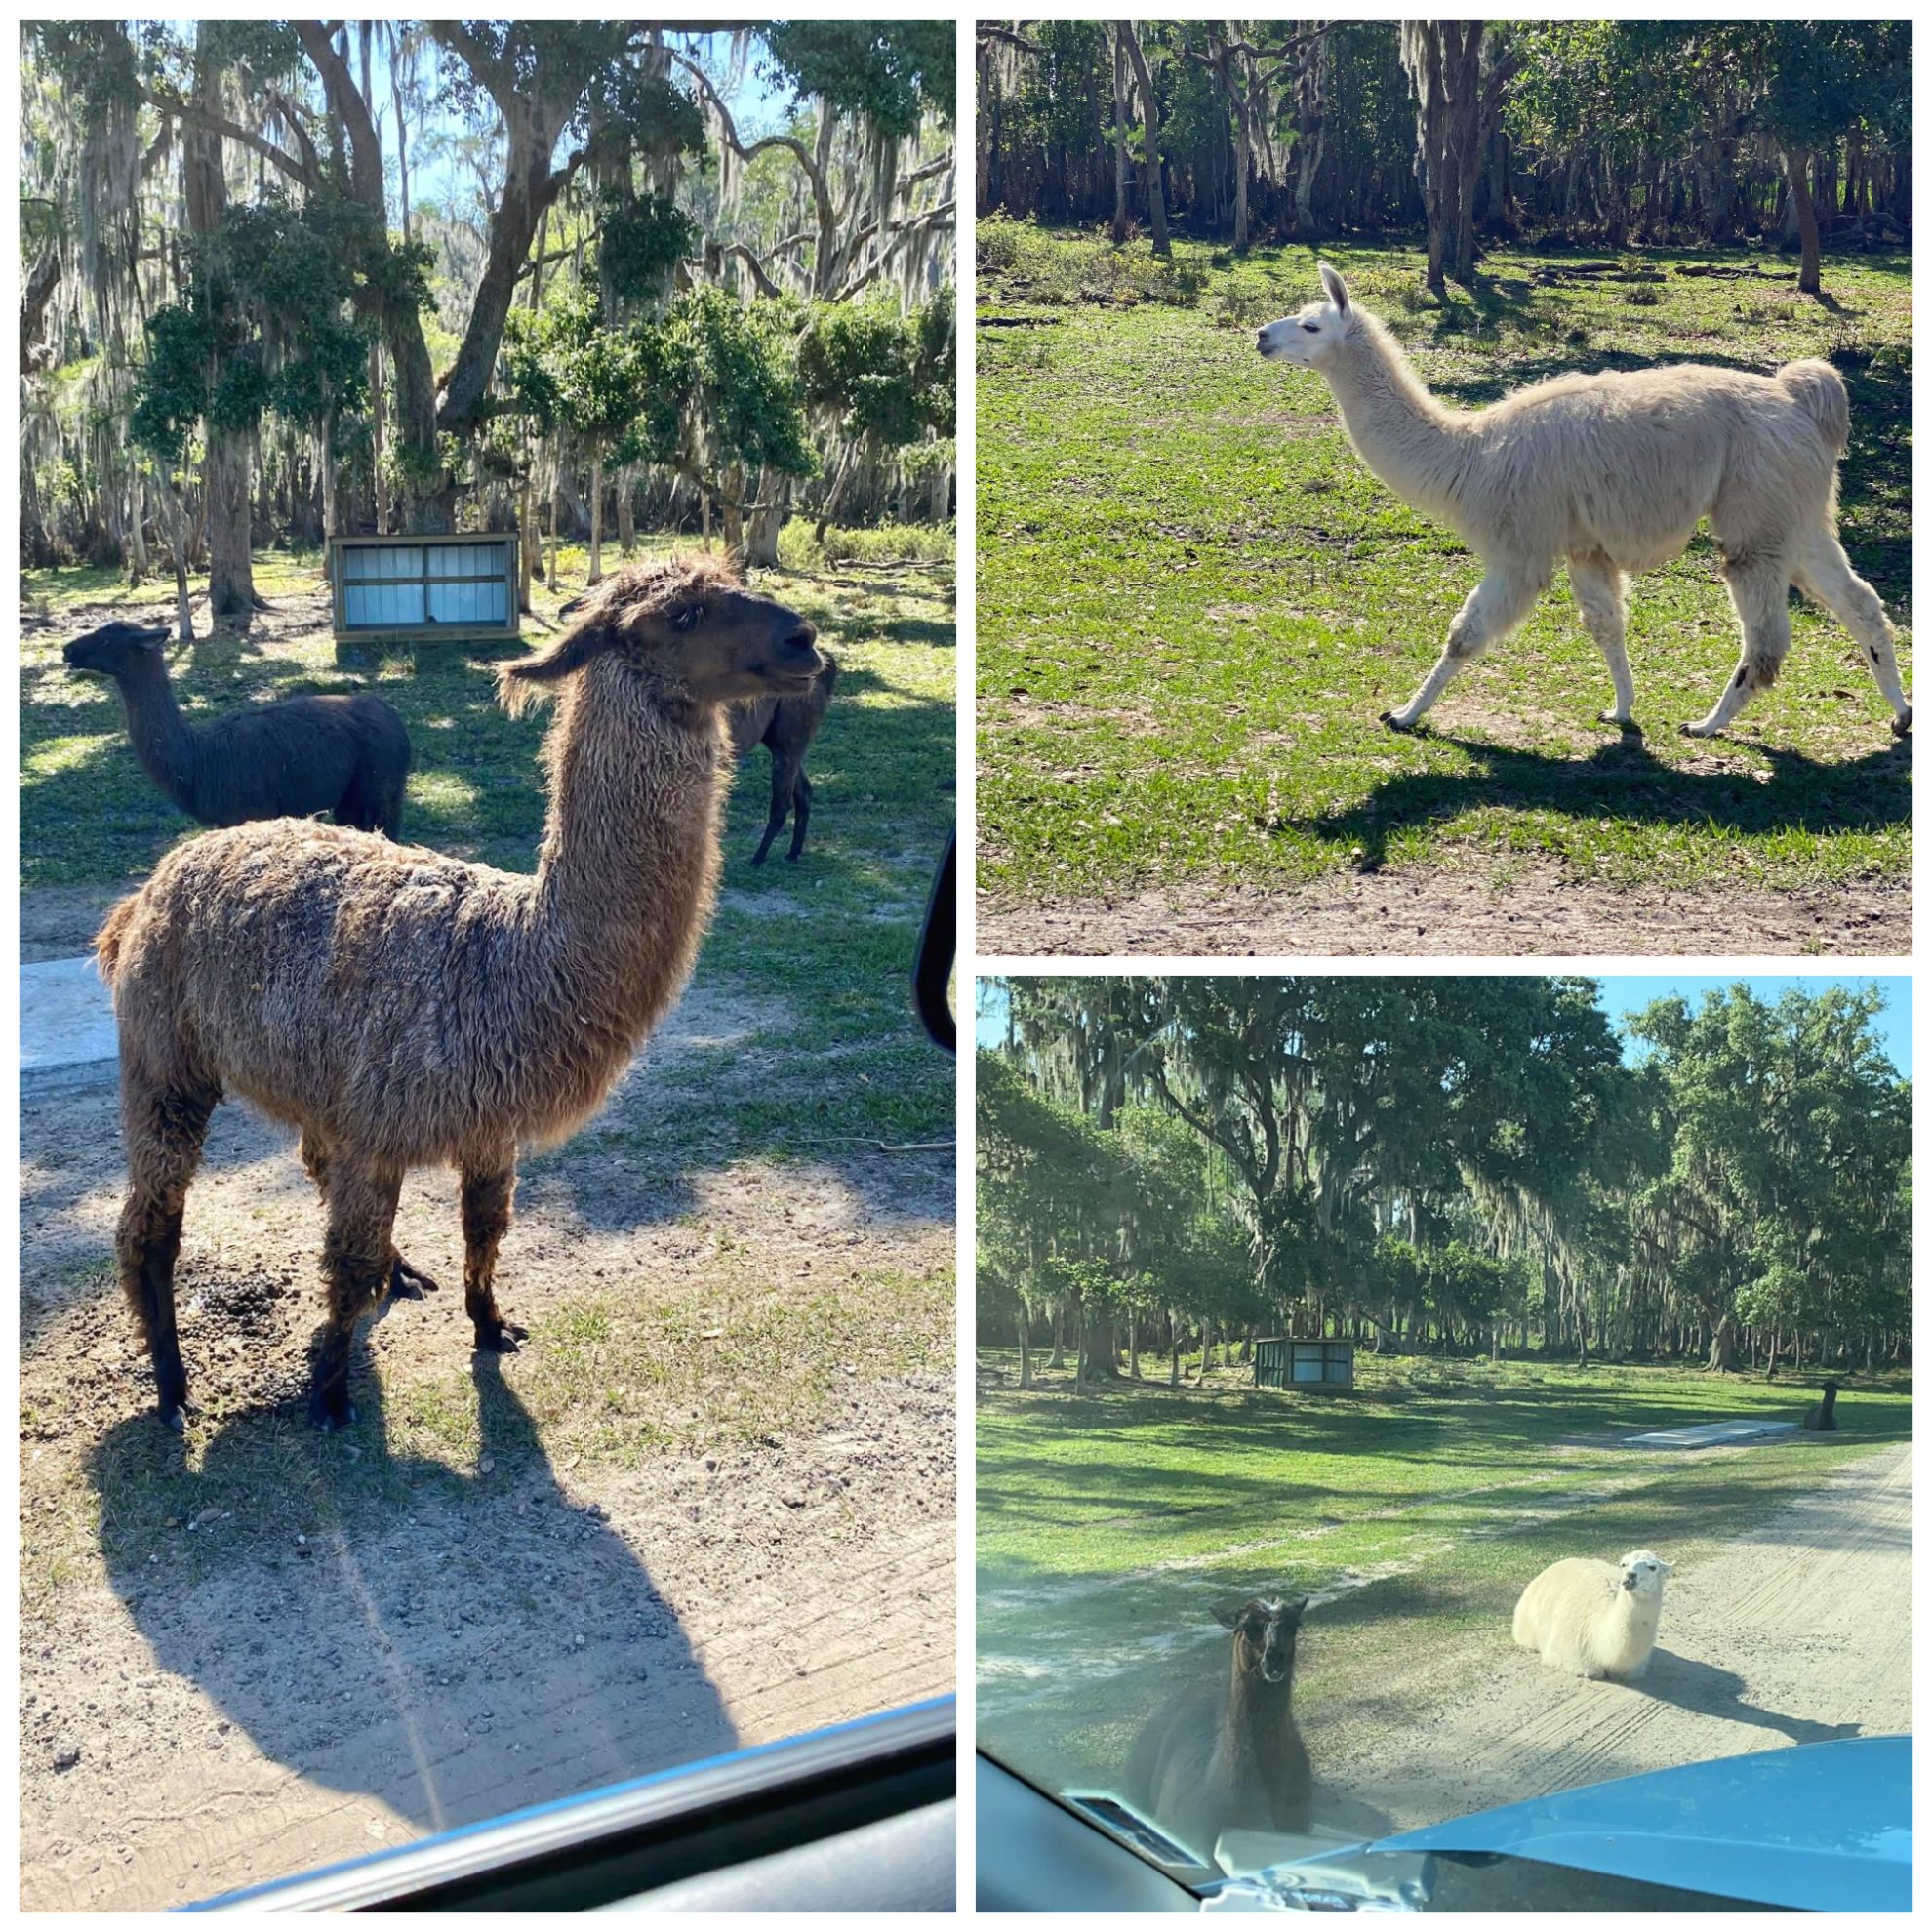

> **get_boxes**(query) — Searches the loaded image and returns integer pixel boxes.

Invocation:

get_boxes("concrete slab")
[21,954,118,1095]
[1623,1419,1800,1449]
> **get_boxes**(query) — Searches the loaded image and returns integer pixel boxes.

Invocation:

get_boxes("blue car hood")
[1368,1736,1910,1912]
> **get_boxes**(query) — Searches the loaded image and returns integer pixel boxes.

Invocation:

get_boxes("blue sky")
[368,29,793,215]
[976,974,1911,1075]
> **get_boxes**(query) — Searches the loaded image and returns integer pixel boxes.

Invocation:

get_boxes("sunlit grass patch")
[978,233,1912,902]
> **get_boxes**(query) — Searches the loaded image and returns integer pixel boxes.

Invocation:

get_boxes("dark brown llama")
[728,654,838,864]
[1122,1596,1314,1868]
[97,553,822,1431]
[63,620,412,836]
[1802,1380,1841,1430]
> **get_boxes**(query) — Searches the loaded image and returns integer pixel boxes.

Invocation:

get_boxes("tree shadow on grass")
[1292,734,1911,872]
[1637,1649,1864,1749]
[86,1352,736,1890]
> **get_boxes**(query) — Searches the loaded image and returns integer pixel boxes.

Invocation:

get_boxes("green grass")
[977,1349,1911,1794]
[976,232,1912,901]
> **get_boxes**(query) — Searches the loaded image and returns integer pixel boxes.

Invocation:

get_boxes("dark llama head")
[1214,1595,1308,1686]
[62,619,172,677]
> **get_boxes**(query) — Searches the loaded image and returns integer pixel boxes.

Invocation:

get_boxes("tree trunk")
[1786,144,1822,295]
[1707,1311,1739,1373]
[186,32,257,621]
[547,468,561,598]
[617,466,636,555]
[1110,30,1132,243]
[587,448,605,584]
[1118,22,1168,256]
[1017,1305,1032,1389]
[517,474,536,609]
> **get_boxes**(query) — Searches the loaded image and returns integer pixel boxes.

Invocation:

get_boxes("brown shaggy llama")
[97,553,823,1430]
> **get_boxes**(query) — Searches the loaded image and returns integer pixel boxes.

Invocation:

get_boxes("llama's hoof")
[1379,710,1418,734]
[388,1257,440,1301]
[1892,708,1912,739]
[1600,711,1640,735]
[160,1404,188,1434]
[475,1319,530,1354]
[1678,721,1715,740]
[308,1389,356,1431]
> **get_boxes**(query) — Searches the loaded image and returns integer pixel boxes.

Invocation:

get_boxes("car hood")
[1359,1736,1909,1912]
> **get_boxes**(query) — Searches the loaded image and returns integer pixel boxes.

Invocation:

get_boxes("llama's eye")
[670,605,705,632]
[1302,322,1319,333]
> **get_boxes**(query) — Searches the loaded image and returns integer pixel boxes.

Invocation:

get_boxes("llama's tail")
[94,893,140,986]
[1778,359,1850,453]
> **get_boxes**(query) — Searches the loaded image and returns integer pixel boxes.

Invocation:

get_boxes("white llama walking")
[1257,263,1911,741]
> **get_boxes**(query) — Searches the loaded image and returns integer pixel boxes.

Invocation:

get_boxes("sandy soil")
[977,865,1910,959]
[19,980,954,1910]
[1308,1442,1911,1834]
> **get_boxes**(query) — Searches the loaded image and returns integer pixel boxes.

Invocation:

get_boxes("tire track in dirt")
[1308,1443,1910,1833]
[979,865,1909,959]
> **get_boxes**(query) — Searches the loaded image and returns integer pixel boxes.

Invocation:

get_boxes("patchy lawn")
[976,231,1911,942]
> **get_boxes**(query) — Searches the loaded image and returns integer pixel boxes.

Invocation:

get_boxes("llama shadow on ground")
[86,1353,737,1874]
[1635,1649,1864,1749]
[1299,735,1910,872]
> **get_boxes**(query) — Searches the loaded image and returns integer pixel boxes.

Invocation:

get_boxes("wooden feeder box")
[1255,1337,1355,1390]
[328,533,521,645]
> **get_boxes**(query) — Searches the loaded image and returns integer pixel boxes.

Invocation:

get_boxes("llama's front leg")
[1383,569,1541,731]
[1684,559,1791,738]
[118,1077,219,1429]
[461,1163,528,1352]
[311,1160,404,1429]
[1568,554,1636,726]
[1794,529,1912,737]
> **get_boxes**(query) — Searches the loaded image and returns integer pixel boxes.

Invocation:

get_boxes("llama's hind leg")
[1794,528,1912,737]
[750,750,796,865]
[310,1159,403,1429]
[1383,568,1542,731]
[1568,553,1636,727]
[302,1129,436,1301]
[1684,557,1792,738]
[117,1074,219,1429]
[786,770,814,861]
[461,1162,527,1352]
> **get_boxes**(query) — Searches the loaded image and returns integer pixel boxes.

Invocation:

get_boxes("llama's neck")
[526,664,728,1063]
[1218,1654,1293,1774]
[110,655,199,809]
[1320,314,1470,521]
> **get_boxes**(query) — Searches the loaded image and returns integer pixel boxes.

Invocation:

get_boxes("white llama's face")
[1618,1550,1670,1597]
[1258,266,1356,369]
[1256,297,1349,369]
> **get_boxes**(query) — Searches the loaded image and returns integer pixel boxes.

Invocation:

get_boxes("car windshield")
[976,973,1912,1905]
[18,20,958,1907]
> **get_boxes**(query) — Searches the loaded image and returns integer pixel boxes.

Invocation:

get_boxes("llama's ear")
[1211,1604,1241,1630]
[498,624,616,715]
[1319,262,1350,314]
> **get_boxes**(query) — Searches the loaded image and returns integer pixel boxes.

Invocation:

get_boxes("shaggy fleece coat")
[1257,264,1911,740]
[1512,1550,1670,1680]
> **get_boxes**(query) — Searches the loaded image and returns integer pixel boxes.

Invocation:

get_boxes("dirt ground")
[19,972,954,1910]
[978,864,1910,958]
[1303,1441,1911,1839]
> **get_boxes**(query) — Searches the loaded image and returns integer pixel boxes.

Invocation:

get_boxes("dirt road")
[1309,1442,1911,1832]
[979,865,1909,959]
[20,983,954,1912]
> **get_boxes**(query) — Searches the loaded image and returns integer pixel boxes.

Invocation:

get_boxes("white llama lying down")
[1512,1550,1670,1680]
[1257,263,1912,741]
